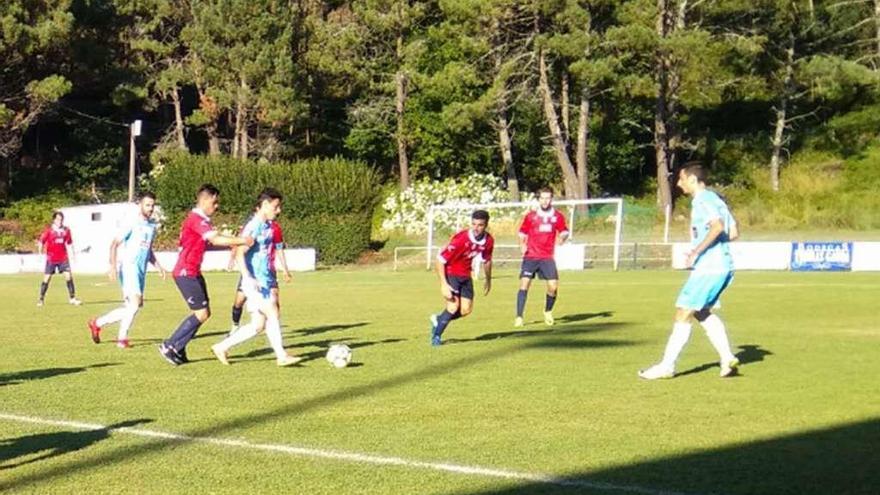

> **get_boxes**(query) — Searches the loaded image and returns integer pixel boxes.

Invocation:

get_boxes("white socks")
[264,316,287,360]
[96,304,139,341]
[216,322,260,351]
[700,314,736,362]
[661,322,692,369]
[96,308,127,328]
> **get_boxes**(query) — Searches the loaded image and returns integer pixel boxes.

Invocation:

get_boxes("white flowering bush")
[381,174,534,235]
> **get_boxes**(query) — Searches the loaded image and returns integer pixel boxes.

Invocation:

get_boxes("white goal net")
[423,198,624,271]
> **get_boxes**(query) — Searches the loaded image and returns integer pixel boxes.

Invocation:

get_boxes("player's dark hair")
[472,210,490,222]
[138,191,156,201]
[51,211,64,221]
[197,183,220,198]
[538,187,554,196]
[255,187,283,208]
[680,161,708,183]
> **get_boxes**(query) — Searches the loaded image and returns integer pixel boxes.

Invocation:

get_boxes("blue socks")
[66,280,76,298]
[167,314,203,352]
[516,290,528,317]
[434,310,455,337]
[545,293,557,312]
[231,306,243,326]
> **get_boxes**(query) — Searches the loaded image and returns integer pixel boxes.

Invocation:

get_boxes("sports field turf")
[1,269,877,494]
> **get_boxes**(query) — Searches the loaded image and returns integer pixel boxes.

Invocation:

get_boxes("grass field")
[1,268,878,494]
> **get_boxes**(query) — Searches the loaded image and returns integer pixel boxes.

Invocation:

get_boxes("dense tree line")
[2,0,878,209]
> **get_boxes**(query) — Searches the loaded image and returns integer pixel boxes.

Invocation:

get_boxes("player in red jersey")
[158,184,254,366]
[227,218,291,334]
[515,188,569,327]
[428,210,494,346]
[36,211,81,306]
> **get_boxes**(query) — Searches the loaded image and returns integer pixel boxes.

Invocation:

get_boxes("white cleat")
[69,298,83,306]
[277,355,303,367]
[543,311,555,326]
[638,364,675,380]
[514,317,524,328]
[211,344,230,365]
[720,357,740,378]
[37,300,44,307]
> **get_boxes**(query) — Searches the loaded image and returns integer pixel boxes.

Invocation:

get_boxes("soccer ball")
[325,344,352,368]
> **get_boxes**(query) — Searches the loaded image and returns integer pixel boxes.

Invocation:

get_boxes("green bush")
[0,233,19,253]
[2,191,79,240]
[151,151,382,264]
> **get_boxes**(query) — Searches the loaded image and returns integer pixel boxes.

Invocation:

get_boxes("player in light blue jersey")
[211,188,301,367]
[88,192,167,348]
[639,163,741,379]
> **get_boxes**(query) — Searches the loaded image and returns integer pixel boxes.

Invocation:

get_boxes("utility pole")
[128,120,142,202]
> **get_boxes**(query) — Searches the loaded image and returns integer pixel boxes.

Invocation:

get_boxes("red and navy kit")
[438,229,494,277]
[172,209,216,278]
[40,226,72,263]
[269,220,283,272]
[518,208,569,260]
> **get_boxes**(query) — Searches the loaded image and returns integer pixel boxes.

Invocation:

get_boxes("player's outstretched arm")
[207,233,254,248]
[482,260,492,295]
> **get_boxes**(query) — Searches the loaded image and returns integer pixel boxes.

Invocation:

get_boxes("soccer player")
[515,188,569,327]
[211,188,301,366]
[428,210,494,346]
[228,216,292,334]
[36,211,82,306]
[88,192,167,348]
[158,184,254,366]
[639,162,740,380]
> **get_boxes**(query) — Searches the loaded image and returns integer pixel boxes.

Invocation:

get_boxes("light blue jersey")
[117,216,158,296]
[241,216,275,291]
[690,189,735,274]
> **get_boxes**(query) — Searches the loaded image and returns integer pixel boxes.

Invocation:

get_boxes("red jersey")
[40,226,72,263]
[438,229,494,277]
[172,209,216,277]
[519,208,569,260]
[269,221,284,270]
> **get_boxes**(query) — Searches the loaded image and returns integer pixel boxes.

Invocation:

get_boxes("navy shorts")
[446,275,474,300]
[520,258,559,280]
[175,275,209,310]
[45,261,71,275]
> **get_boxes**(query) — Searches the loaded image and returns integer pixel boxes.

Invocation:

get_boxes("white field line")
[0,411,703,495]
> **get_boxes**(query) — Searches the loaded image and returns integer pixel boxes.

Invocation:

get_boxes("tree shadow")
[446,417,880,495]
[0,419,153,471]
[0,363,120,387]
[677,344,773,378]
[237,337,407,364]
[445,321,627,344]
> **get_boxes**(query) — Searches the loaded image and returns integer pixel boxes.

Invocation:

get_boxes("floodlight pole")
[128,120,142,202]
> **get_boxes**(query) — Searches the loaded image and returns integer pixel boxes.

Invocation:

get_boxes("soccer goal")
[424,198,624,271]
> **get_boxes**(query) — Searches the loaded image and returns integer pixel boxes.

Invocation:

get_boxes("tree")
[0,1,74,200]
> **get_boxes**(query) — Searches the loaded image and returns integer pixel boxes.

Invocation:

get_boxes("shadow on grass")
[238,337,406,364]
[677,344,774,378]
[445,417,880,495]
[82,299,163,306]
[0,363,120,388]
[292,322,369,337]
[0,330,632,491]
[0,419,153,472]
[445,317,624,345]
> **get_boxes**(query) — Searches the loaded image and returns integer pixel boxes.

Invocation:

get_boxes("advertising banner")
[790,242,853,271]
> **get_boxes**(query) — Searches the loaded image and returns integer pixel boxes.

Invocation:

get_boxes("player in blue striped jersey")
[211,188,301,367]
[88,192,167,348]
[639,163,740,379]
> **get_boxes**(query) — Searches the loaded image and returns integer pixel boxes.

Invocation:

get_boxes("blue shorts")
[119,266,146,298]
[446,275,474,300]
[44,261,71,275]
[520,258,558,280]
[676,271,733,311]
[175,275,209,310]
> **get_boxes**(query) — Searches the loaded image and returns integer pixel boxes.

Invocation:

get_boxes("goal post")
[425,198,624,271]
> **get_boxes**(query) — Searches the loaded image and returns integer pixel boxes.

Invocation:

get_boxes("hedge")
[151,151,382,264]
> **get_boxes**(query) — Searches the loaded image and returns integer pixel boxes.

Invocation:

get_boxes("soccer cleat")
[36,299,44,307]
[431,335,442,347]
[116,339,131,349]
[158,343,182,366]
[177,348,189,363]
[211,344,230,365]
[720,357,740,378]
[277,355,303,367]
[88,318,102,344]
[514,317,524,328]
[543,311,555,326]
[638,364,675,380]
[429,314,439,345]
[69,297,82,306]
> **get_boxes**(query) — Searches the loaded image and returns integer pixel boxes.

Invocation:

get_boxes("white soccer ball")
[325,344,352,368]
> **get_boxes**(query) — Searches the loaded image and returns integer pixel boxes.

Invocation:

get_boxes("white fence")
[0,248,316,275]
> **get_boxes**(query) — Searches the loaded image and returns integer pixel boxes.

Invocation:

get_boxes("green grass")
[1,269,878,494]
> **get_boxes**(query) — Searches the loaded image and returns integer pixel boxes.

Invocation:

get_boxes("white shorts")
[119,267,146,300]
[242,282,275,314]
